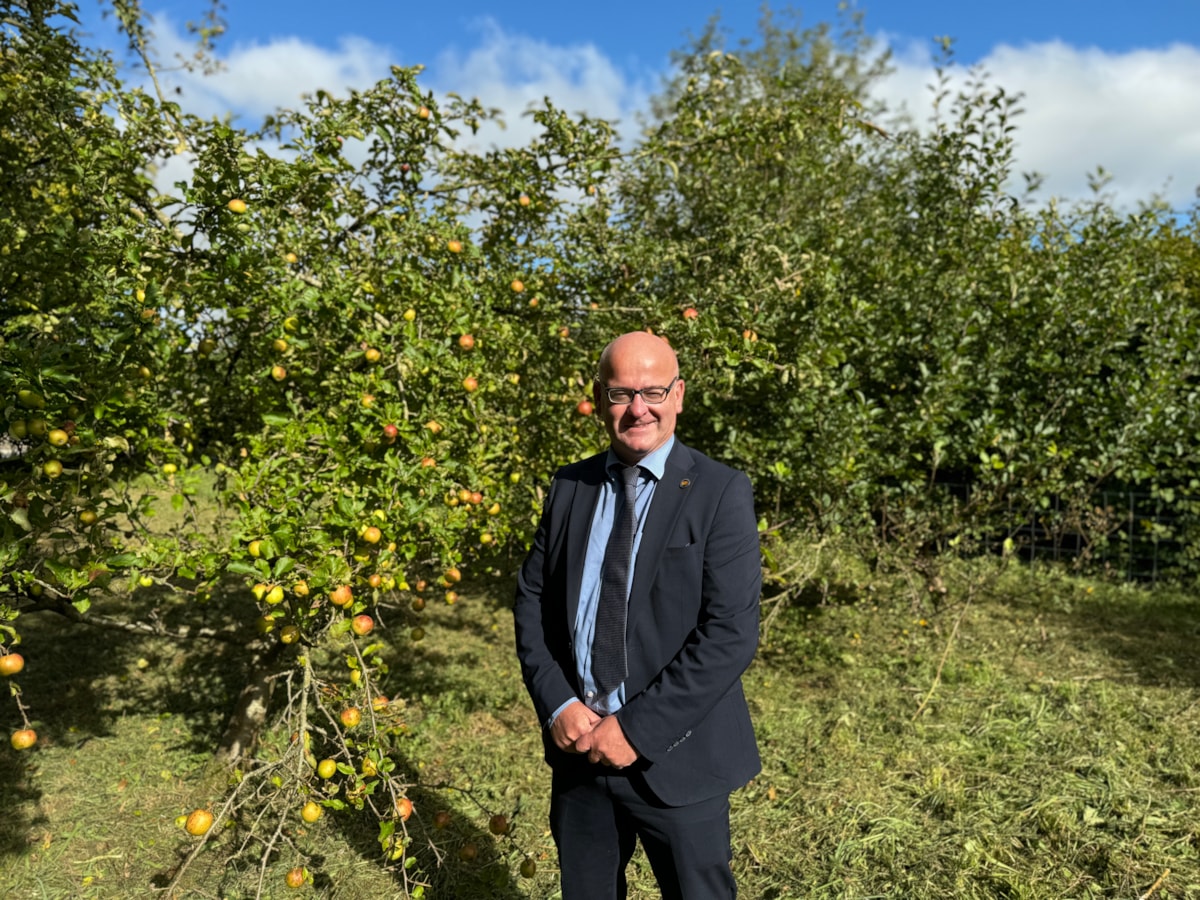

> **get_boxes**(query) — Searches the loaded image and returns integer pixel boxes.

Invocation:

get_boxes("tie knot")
[617,465,640,488]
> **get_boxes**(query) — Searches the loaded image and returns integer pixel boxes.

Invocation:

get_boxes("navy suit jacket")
[513,440,762,807]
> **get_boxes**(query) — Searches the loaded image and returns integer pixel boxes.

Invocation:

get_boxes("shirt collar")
[605,436,674,483]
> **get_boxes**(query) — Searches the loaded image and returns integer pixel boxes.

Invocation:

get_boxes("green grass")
[2,550,1198,898]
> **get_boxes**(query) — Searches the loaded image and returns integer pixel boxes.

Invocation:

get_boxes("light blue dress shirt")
[549,436,675,726]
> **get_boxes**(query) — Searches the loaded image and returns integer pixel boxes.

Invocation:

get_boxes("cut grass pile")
[1,552,1197,898]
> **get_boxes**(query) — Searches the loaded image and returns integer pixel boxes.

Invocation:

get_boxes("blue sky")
[74,0,1200,208]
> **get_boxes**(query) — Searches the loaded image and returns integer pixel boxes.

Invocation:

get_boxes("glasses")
[597,376,679,405]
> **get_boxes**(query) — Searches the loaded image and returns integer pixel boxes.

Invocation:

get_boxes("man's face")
[593,336,685,464]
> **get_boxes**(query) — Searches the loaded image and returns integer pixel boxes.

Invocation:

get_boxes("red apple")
[351,614,374,636]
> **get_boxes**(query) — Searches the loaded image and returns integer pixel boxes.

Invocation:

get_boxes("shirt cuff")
[545,698,577,730]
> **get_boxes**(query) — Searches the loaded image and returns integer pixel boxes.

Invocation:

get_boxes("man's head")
[593,331,685,464]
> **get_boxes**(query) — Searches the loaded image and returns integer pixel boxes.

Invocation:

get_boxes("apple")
[488,814,509,835]
[444,590,458,604]
[383,423,399,443]
[227,198,247,214]
[424,420,443,434]
[372,695,389,711]
[683,307,699,320]
[462,376,478,393]
[283,316,300,333]
[0,653,24,677]
[79,510,98,526]
[47,428,69,447]
[395,796,413,821]
[265,585,285,605]
[743,329,758,342]
[576,400,594,416]
[43,460,63,479]
[361,393,375,408]
[444,567,462,583]
[415,579,427,592]
[340,707,362,728]
[487,502,501,516]
[10,728,37,750]
[368,573,383,589]
[316,758,337,779]
[403,308,416,322]
[271,365,287,381]
[447,239,463,253]
[457,333,475,351]
[480,533,494,545]
[459,842,478,862]
[8,420,27,440]
[329,585,353,607]
[17,389,45,409]
[511,279,525,293]
[411,597,425,612]
[518,193,531,207]
[162,463,178,475]
[420,457,436,468]
[284,252,298,264]
[252,583,269,600]
[255,616,275,635]
[26,418,47,438]
[185,808,213,835]
[520,857,537,878]
[300,801,322,823]
[272,338,288,353]
[285,867,306,889]
[362,526,382,544]
[416,105,431,120]
[293,580,309,598]
[279,625,301,644]
[198,338,217,356]
[410,626,426,642]
[248,540,264,558]
[364,347,382,363]
[351,614,374,636]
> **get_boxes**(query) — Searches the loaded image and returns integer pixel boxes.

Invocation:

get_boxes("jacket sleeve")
[512,474,580,727]
[615,469,761,762]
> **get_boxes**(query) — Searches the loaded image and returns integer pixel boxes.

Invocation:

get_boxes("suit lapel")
[564,454,606,626]
[626,441,697,634]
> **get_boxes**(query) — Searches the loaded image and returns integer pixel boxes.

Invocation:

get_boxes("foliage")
[2,0,1199,894]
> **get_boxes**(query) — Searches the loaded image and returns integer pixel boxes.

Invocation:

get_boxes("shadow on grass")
[1059,588,1200,689]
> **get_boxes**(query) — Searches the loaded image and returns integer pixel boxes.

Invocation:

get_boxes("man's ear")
[592,380,603,409]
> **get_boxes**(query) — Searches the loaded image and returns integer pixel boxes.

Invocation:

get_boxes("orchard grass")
[1,549,1198,898]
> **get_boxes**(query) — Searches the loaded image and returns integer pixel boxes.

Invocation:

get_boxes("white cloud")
[134,15,1200,210]
[876,38,1200,209]
[426,20,654,150]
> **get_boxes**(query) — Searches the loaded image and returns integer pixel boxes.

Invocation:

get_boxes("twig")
[1138,869,1169,900]
[912,590,973,720]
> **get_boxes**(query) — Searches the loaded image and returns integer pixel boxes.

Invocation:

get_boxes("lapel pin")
[679,479,690,488]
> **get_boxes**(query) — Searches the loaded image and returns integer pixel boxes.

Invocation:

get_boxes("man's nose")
[628,393,649,415]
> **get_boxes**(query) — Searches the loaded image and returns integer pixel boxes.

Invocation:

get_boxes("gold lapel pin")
[679,479,691,488]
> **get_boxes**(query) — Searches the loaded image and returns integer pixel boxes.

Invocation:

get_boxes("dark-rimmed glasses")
[597,376,679,405]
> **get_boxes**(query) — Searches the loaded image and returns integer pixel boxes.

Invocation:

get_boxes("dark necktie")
[593,465,639,694]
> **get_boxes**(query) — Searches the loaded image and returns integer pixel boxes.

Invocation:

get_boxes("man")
[513,331,762,899]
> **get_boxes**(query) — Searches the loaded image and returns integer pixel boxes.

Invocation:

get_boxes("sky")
[72,0,1200,210]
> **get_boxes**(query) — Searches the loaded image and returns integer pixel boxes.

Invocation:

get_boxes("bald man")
[514,332,762,899]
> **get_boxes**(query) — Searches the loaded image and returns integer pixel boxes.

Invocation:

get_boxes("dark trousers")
[549,766,736,900]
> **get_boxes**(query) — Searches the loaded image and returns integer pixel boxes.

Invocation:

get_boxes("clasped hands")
[550,700,638,769]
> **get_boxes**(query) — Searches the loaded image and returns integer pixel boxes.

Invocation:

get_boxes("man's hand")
[549,700,601,753]
[575,715,639,768]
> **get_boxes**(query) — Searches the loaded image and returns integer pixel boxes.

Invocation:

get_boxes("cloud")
[425,20,655,149]
[876,38,1200,209]
[136,15,1200,210]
